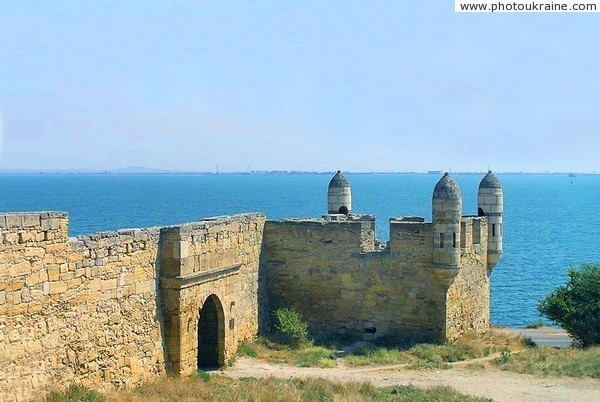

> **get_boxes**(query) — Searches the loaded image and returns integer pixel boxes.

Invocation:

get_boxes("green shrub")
[273,307,312,347]
[538,264,600,347]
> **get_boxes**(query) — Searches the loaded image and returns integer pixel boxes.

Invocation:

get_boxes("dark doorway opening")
[478,207,485,217]
[338,206,349,215]
[198,294,224,369]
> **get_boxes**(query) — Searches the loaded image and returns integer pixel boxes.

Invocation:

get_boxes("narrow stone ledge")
[160,263,242,290]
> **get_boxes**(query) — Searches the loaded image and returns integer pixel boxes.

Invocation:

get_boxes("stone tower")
[327,170,351,214]
[478,170,503,271]
[432,173,462,268]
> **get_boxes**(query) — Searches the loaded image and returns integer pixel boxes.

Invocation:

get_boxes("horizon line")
[0,168,595,176]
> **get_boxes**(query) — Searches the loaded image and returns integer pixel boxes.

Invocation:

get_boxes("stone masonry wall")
[1,208,491,400]
[160,214,265,375]
[0,212,265,401]
[446,217,490,341]
[262,216,451,343]
[262,215,490,343]
[0,212,164,401]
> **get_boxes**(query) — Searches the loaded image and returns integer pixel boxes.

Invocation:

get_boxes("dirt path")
[223,357,600,402]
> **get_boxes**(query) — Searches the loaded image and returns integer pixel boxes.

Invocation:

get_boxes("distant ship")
[568,173,576,177]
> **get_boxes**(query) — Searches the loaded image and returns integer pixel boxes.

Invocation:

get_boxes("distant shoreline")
[0,170,595,176]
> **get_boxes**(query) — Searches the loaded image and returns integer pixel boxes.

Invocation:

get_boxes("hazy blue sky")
[1,1,598,172]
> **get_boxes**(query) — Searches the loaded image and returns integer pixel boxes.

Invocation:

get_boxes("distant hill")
[107,167,176,174]
[0,167,183,174]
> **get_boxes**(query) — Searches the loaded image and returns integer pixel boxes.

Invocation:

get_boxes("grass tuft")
[345,346,414,367]
[493,345,600,378]
[44,384,105,402]
[386,385,492,401]
[237,342,258,358]
[239,329,528,370]
[238,337,338,368]
[196,370,211,382]
[345,329,528,368]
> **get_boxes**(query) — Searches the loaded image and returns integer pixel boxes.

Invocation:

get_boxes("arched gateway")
[197,294,225,369]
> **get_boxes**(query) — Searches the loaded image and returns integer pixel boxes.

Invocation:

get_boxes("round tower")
[327,170,351,214]
[432,173,462,268]
[478,170,503,271]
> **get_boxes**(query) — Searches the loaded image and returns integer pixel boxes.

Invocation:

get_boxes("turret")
[478,170,503,271]
[327,171,351,214]
[432,173,462,269]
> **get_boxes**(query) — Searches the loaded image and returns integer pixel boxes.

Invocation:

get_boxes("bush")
[538,264,600,347]
[273,307,312,347]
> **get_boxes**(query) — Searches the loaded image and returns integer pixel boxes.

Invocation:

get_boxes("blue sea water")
[1,173,599,328]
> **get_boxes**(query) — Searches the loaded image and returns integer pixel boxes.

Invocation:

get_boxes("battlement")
[265,213,489,269]
[389,217,432,261]
[460,216,487,254]
[0,212,68,245]
[265,214,376,254]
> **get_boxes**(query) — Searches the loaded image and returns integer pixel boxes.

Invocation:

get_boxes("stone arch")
[197,294,225,369]
[338,206,349,215]
[478,207,485,217]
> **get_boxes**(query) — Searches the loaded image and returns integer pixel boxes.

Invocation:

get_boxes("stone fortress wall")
[0,212,265,401]
[262,214,489,343]
[0,171,503,401]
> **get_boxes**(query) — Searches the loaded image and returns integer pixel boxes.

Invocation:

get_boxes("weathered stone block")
[5,214,22,228]
[49,281,67,294]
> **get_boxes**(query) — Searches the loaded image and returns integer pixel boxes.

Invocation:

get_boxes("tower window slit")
[452,232,456,248]
[439,233,444,248]
[492,224,496,237]
[473,223,481,244]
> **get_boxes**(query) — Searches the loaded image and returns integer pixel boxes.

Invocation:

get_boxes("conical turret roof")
[479,170,501,189]
[328,171,350,189]
[433,172,461,199]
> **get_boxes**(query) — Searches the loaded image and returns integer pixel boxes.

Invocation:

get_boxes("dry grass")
[44,384,104,402]
[99,375,490,402]
[493,345,600,378]
[238,338,338,368]
[237,330,528,370]
[345,329,527,368]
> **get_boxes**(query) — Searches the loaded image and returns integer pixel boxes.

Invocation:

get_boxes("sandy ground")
[223,356,600,402]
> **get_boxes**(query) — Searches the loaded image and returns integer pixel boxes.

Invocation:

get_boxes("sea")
[1,172,599,328]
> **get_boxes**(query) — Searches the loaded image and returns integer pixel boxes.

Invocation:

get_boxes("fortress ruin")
[0,171,503,400]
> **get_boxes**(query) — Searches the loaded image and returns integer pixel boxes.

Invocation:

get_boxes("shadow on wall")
[154,242,173,374]
[257,233,276,336]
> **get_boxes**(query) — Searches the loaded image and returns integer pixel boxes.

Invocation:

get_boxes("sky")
[0,1,599,172]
